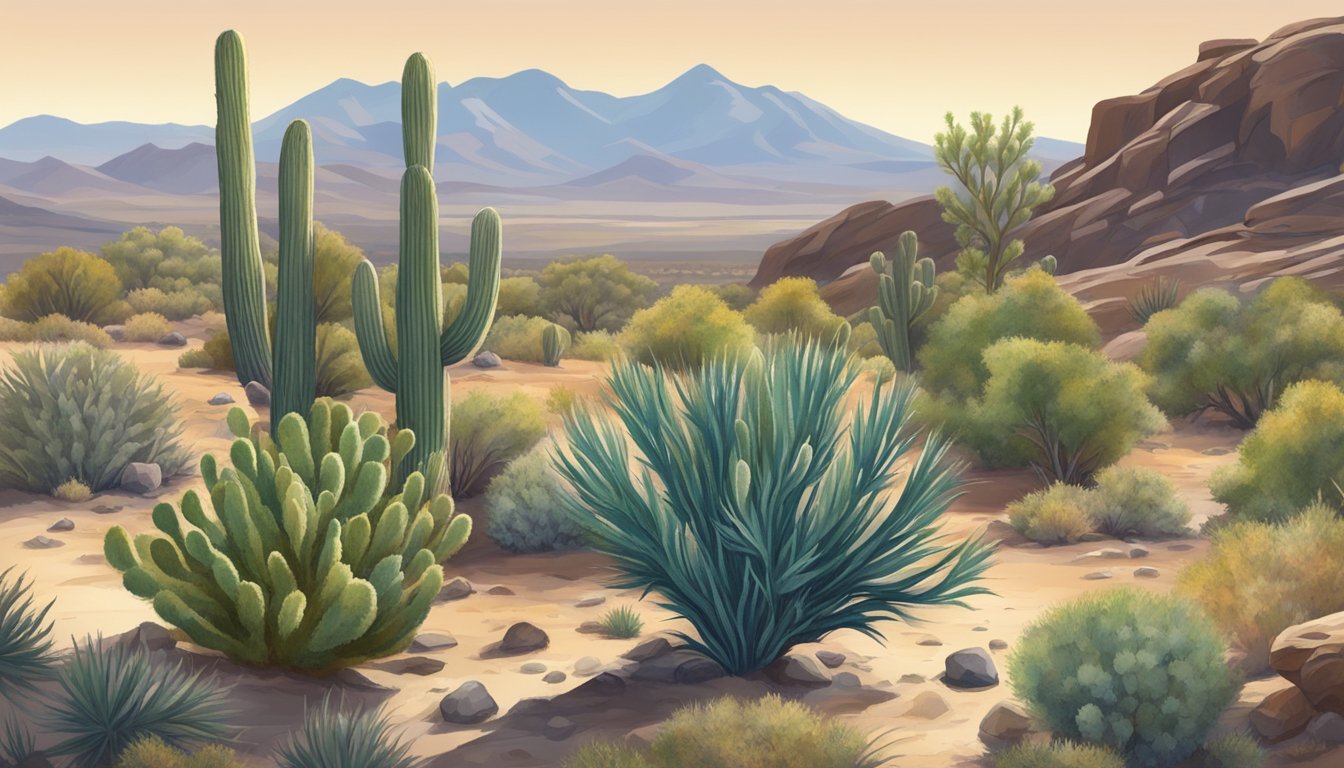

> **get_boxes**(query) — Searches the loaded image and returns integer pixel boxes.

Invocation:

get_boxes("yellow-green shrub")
[126,287,214,320]
[0,317,33,342]
[1008,483,1095,545]
[0,246,128,324]
[123,312,173,342]
[993,742,1125,768]
[743,277,845,339]
[621,285,754,369]
[571,331,620,361]
[53,479,92,502]
[29,314,113,348]
[114,736,247,768]
[482,314,550,362]
[450,390,547,498]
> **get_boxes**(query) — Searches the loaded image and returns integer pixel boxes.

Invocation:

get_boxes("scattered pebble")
[989,639,1009,651]
[575,595,606,608]
[915,635,943,647]
[23,535,62,549]
[1128,545,1150,559]
[815,650,846,668]
[48,518,74,532]
[1083,570,1113,580]
[409,632,458,652]
[1201,447,1233,456]
[438,577,474,601]
[972,626,988,632]
[208,393,235,405]
[1167,543,1194,552]
[832,671,861,688]
[1134,567,1161,579]
[520,662,547,674]
[1074,548,1127,561]
[543,670,567,684]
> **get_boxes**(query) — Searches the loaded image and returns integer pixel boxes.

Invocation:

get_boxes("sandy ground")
[0,325,1334,767]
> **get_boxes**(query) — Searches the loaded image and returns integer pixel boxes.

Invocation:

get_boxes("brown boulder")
[1251,685,1318,742]
[1198,38,1258,61]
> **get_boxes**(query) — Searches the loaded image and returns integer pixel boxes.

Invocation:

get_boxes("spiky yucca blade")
[276,694,420,768]
[0,568,56,699]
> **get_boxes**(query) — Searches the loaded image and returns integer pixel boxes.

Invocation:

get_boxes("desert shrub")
[598,605,643,639]
[0,317,33,342]
[485,447,582,553]
[102,227,218,292]
[0,568,57,699]
[1202,733,1265,768]
[115,736,247,768]
[1009,588,1240,768]
[1127,277,1181,326]
[482,314,550,362]
[1210,380,1344,521]
[450,390,546,498]
[853,356,896,385]
[555,337,992,674]
[1177,503,1344,672]
[993,741,1125,768]
[846,320,882,358]
[275,696,418,768]
[565,695,874,768]
[312,225,364,324]
[538,254,657,332]
[53,479,93,502]
[127,287,214,320]
[743,277,846,340]
[104,400,470,672]
[314,323,371,397]
[711,283,756,311]
[545,384,580,417]
[203,332,234,369]
[177,348,215,369]
[1,246,128,324]
[0,343,187,493]
[40,638,233,768]
[620,285,755,370]
[496,276,542,318]
[966,339,1164,483]
[29,314,113,347]
[124,312,173,342]
[1008,483,1095,545]
[1088,466,1190,538]
[570,330,620,361]
[1141,278,1344,428]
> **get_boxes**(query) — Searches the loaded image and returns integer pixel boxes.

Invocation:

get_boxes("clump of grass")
[53,479,93,502]
[1,715,36,766]
[993,741,1125,768]
[115,735,248,768]
[1128,276,1181,325]
[598,605,644,639]
[1202,732,1265,768]
[0,567,57,699]
[274,696,419,768]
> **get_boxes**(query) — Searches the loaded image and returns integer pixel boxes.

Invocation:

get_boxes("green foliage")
[29,314,113,347]
[115,736,248,768]
[1009,588,1239,768]
[1088,466,1190,538]
[0,316,33,342]
[315,323,371,397]
[103,399,470,672]
[1008,483,1096,545]
[710,283,756,311]
[620,285,755,370]
[1177,503,1344,672]
[40,638,233,768]
[934,107,1056,292]
[570,330,620,361]
[542,323,570,367]
[450,390,546,498]
[0,246,128,324]
[967,339,1163,483]
[993,741,1125,768]
[496,276,542,318]
[125,312,174,342]
[312,225,363,324]
[203,332,235,370]
[545,384,581,417]
[102,226,218,293]
[54,478,93,502]
[0,343,188,493]
[868,231,937,371]
[1141,278,1344,428]
[178,348,217,369]
[1210,380,1344,521]
[1,715,36,766]
[1127,277,1181,326]
[128,287,215,320]
[538,254,657,332]
[853,355,897,385]
[555,337,993,674]
[743,277,846,340]
[0,568,56,699]
[275,696,419,768]
[598,605,643,639]
[481,314,550,363]
[1202,733,1266,768]
[485,446,583,553]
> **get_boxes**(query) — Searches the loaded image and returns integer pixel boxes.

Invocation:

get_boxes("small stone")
[1201,447,1233,456]
[989,639,1008,651]
[92,504,123,514]
[118,622,176,652]
[898,673,926,684]
[1075,548,1128,561]
[370,656,445,676]
[75,554,105,565]
[207,393,234,405]
[622,636,672,661]
[499,622,549,654]
[901,690,949,719]
[573,656,603,676]
[409,632,458,652]
[979,701,1034,749]
[1128,545,1150,559]
[576,621,606,634]
[48,518,74,532]
[23,536,63,549]
[815,650,846,668]
[438,577,474,601]
[440,681,498,724]
[973,626,988,632]
[1167,543,1194,552]
[485,585,514,596]
[1082,570,1113,580]
[544,716,576,740]
[244,381,270,406]
[832,671,861,688]
[575,672,626,696]
[157,331,187,347]
[915,635,943,647]
[105,324,125,341]
[520,662,547,674]
[1307,712,1344,742]
[944,648,999,689]
[766,653,832,687]
[1134,567,1161,578]
[472,351,502,369]
[1251,686,1316,742]
[120,462,162,494]
[575,595,606,608]
[543,670,567,684]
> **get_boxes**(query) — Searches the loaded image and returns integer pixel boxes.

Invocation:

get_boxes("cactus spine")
[351,53,501,488]
[868,230,937,372]
[215,30,316,433]
[542,323,570,367]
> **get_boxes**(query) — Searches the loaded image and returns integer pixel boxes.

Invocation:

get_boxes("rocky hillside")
[753,17,1344,330]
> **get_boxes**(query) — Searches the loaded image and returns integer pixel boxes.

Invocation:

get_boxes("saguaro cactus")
[352,53,501,488]
[869,230,937,372]
[215,30,316,433]
[542,323,570,367]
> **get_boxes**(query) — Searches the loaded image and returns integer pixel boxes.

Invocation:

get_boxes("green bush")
[853,356,896,385]
[565,695,875,768]
[555,337,992,674]
[620,285,755,370]
[102,226,218,292]
[275,696,417,768]
[1177,503,1344,672]
[846,321,883,359]
[0,568,57,699]
[571,330,620,361]
[711,283,756,311]
[0,343,188,493]
[312,225,364,324]
[1,246,129,324]
[743,277,846,339]
[598,605,643,639]
[315,323,371,397]
[993,741,1125,768]
[115,736,247,768]
[450,390,546,498]
[203,332,235,370]
[483,314,550,363]
[1210,380,1344,521]
[104,400,470,672]
[29,314,113,347]
[1088,466,1190,538]
[538,254,657,332]
[124,312,174,342]
[966,339,1163,483]
[177,348,215,369]
[1008,483,1095,545]
[545,384,582,417]
[496,276,542,318]
[0,317,32,342]
[40,638,233,768]
[1141,278,1344,428]
[1202,733,1266,768]
[127,287,214,320]
[485,447,583,553]
[1009,588,1239,768]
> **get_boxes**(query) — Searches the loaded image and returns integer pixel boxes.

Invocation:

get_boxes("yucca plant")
[1127,276,1181,325]
[41,638,233,768]
[0,568,57,699]
[598,605,644,639]
[1,714,36,766]
[554,334,994,675]
[104,399,470,672]
[275,695,420,768]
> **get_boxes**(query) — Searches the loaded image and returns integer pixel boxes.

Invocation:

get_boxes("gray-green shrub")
[29,314,113,347]
[482,314,550,362]
[485,447,583,553]
[1008,483,1096,545]
[450,390,547,498]
[1089,466,1190,538]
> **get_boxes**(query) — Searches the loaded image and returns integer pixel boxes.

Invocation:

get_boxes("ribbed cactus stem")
[272,121,316,433]
[870,230,937,372]
[395,166,445,486]
[402,53,436,170]
[542,322,570,367]
[1039,254,1058,275]
[214,30,272,389]
[441,209,502,365]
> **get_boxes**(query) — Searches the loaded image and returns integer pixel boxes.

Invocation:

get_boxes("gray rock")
[815,650,846,668]
[1201,447,1233,456]
[120,462,162,494]
[979,701,1035,749]
[1134,567,1161,578]
[104,324,126,341]
[543,670,567,684]
[485,585,514,596]
[544,716,576,741]
[1128,545,1150,559]
[901,690,949,719]
[48,518,74,532]
[1307,712,1344,742]
[117,621,176,652]
[673,655,727,684]
[244,381,270,406]
[766,653,832,687]
[944,648,999,689]
[915,635,943,646]
[1082,570,1113,580]
[574,656,603,676]
[631,650,725,684]
[440,681,498,724]
[520,662,547,674]
[409,632,458,652]
[370,656,445,676]
[208,393,235,405]
[157,331,187,347]
[575,595,606,608]
[23,535,63,549]
[499,622,549,654]
[831,671,861,688]
[438,577,474,601]
[973,626,988,632]
[575,672,626,696]
[622,636,672,661]
[989,639,1009,651]
[472,351,502,369]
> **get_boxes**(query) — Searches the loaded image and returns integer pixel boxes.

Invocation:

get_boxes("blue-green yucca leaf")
[275,693,420,768]
[0,567,57,699]
[554,334,995,674]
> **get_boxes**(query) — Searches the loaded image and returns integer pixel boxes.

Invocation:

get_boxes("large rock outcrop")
[753,17,1344,321]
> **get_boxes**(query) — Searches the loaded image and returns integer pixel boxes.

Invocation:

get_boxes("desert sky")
[1,0,1339,142]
